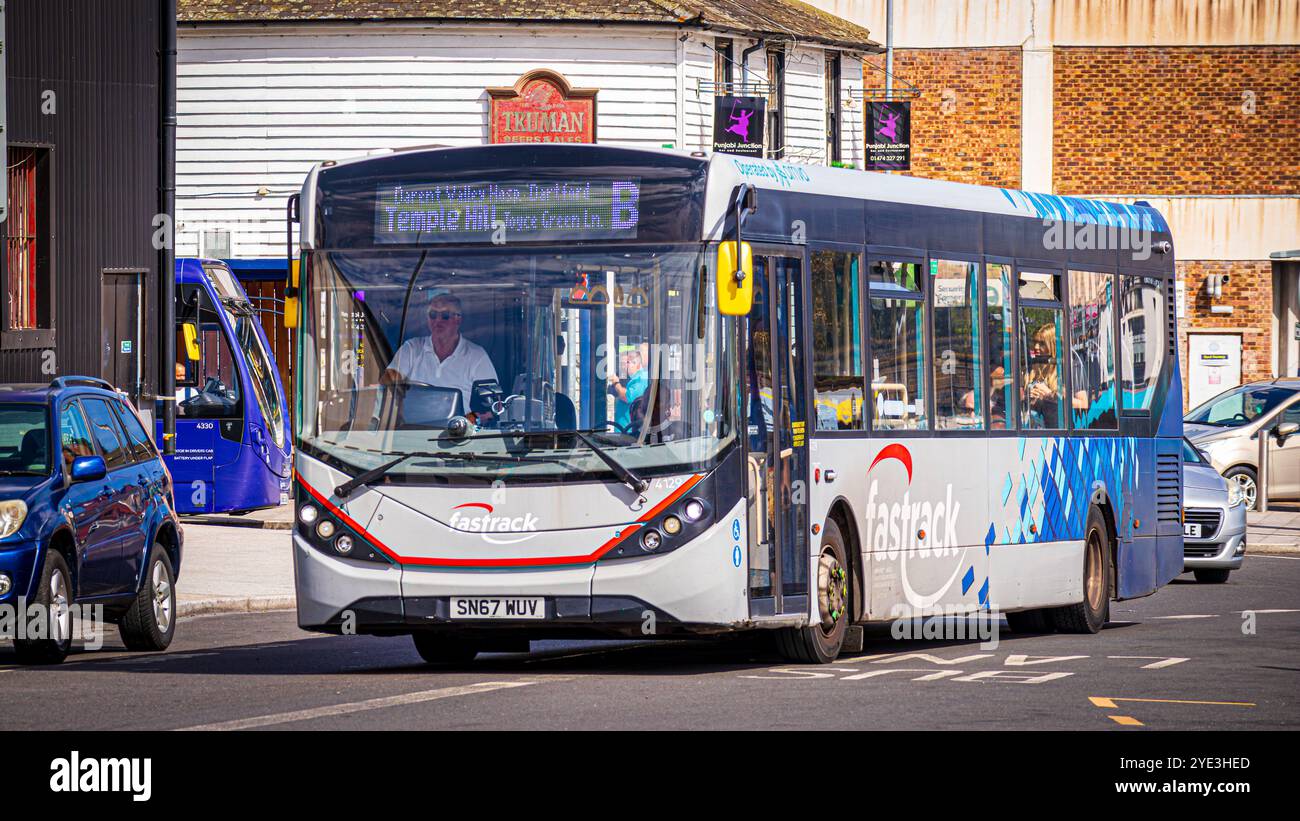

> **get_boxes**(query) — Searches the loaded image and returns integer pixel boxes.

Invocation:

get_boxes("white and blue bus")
[287,144,1183,663]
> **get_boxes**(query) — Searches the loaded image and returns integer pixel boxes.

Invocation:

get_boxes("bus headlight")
[0,574,11,596]
[299,504,319,525]
[641,529,662,552]
[682,498,706,522]
[662,515,682,536]
[316,520,337,540]
[334,535,354,555]
[0,500,28,539]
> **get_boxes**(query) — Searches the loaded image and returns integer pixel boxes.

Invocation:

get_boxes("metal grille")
[1184,544,1221,558]
[1183,508,1223,541]
[1156,453,1182,522]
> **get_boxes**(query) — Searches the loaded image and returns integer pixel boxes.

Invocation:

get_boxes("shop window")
[1019,271,1066,430]
[811,251,863,430]
[931,259,982,430]
[1069,270,1119,430]
[987,262,1016,430]
[1119,275,1165,412]
[3,146,53,345]
[715,38,735,88]
[869,260,926,430]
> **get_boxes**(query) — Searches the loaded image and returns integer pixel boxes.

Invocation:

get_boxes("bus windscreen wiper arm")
[575,432,649,496]
[334,453,415,498]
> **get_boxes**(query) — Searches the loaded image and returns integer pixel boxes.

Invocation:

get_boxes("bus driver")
[381,292,499,416]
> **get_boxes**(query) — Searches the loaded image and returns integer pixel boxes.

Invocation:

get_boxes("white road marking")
[1250,554,1300,560]
[1233,609,1300,615]
[176,680,536,731]
[1151,615,1220,620]
[1108,656,1190,669]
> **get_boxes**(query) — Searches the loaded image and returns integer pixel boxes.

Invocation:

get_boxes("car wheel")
[14,550,74,664]
[1224,466,1258,512]
[412,632,478,665]
[119,546,177,651]
[1193,568,1231,584]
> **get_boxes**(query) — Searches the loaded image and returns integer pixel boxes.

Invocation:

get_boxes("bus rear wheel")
[1051,507,1111,634]
[776,519,850,664]
[412,632,479,665]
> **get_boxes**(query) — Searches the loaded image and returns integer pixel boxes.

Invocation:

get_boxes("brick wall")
[1054,47,1300,195]
[864,47,1022,187]
[1177,260,1275,404]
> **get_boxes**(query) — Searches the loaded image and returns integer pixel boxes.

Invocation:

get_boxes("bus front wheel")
[776,518,850,664]
[412,632,479,665]
[1051,507,1111,634]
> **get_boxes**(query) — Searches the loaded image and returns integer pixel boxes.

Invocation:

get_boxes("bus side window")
[868,260,927,431]
[931,259,983,430]
[1119,274,1165,412]
[987,262,1016,430]
[811,251,864,431]
[1068,270,1119,430]
[1018,271,1066,430]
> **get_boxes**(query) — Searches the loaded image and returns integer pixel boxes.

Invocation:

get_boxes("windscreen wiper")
[575,432,649,496]
[334,449,580,498]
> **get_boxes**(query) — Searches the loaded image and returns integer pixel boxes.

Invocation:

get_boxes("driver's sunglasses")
[428,311,462,321]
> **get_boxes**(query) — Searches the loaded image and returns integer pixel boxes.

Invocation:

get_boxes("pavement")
[169,502,1300,621]
[1,551,1297,730]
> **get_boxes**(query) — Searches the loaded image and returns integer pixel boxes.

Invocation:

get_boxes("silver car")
[1182,437,1248,583]
[1184,378,1300,511]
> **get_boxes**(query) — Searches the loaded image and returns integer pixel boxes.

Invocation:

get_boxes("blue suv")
[0,377,182,663]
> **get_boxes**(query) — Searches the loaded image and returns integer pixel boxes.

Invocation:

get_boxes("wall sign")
[488,69,597,144]
[866,100,911,171]
[712,96,766,157]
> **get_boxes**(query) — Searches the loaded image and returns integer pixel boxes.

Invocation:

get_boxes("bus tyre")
[1004,609,1054,634]
[119,546,177,652]
[1193,568,1231,584]
[776,519,849,664]
[15,550,74,665]
[1051,507,1111,634]
[412,632,479,665]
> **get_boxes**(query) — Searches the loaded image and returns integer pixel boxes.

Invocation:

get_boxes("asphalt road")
[2,556,1297,731]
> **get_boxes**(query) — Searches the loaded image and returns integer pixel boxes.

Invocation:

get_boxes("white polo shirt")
[390,334,499,409]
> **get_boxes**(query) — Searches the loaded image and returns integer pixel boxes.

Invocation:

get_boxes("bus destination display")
[374,178,641,244]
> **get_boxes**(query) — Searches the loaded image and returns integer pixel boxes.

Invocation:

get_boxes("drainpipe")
[159,0,177,453]
[885,0,894,100]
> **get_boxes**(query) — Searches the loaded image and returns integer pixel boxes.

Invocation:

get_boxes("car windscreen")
[1185,385,1297,427]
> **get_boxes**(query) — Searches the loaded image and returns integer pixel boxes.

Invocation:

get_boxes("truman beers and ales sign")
[489,69,597,144]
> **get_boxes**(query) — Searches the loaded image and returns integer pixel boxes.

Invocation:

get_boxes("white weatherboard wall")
[177,24,868,258]
[177,24,683,258]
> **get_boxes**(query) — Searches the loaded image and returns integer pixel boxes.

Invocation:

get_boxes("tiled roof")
[177,0,879,50]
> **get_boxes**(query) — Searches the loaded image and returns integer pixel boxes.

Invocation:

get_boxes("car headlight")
[0,500,28,539]
[1226,479,1245,508]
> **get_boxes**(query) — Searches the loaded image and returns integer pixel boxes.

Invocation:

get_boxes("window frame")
[2,143,56,350]
[865,248,929,436]
[926,250,985,434]
[58,399,95,480]
[111,399,158,464]
[1065,266,1121,433]
[984,256,1019,433]
[1014,261,1069,434]
[1117,272,1164,419]
[808,243,867,438]
[80,396,132,471]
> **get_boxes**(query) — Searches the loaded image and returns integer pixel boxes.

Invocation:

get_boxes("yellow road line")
[1090,696,1255,709]
[1109,715,1144,726]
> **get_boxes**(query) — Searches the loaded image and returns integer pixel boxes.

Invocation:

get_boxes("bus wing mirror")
[717,241,753,316]
[181,323,201,361]
[284,258,301,329]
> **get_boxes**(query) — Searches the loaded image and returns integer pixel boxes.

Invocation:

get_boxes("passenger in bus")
[607,348,648,432]
[381,292,499,414]
[1024,324,1064,428]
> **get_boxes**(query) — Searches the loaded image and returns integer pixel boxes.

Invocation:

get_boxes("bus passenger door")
[745,253,810,616]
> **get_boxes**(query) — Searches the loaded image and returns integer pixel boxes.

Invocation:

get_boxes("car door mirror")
[70,455,107,483]
[1274,421,1300,443]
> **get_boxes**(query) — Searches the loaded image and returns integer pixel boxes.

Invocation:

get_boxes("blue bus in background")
[160,258,291,514]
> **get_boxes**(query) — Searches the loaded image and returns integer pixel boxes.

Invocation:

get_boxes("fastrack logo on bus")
[863,444,962,559]
[448,503,539,545]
